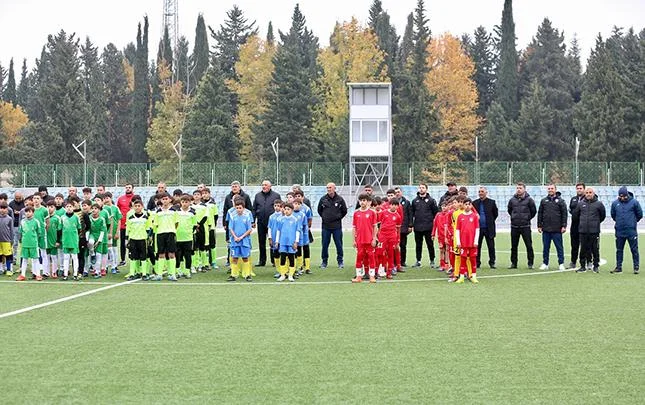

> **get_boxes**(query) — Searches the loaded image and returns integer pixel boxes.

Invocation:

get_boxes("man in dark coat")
[472,186,498,269]
[411,183,439,268]
[317,183,348,268]
[610,186,643,274]
[439,182,459,207]
[507,182,537,269]
[568,183,586,268]
[573,187,606,273]
[395,186,413,267]
[253,180,281,266]
[537,184,568,271]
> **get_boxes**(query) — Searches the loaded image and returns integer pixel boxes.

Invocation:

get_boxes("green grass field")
[1,232,643,404]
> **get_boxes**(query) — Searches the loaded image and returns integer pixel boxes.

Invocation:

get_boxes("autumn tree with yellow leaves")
[425,33,480,161]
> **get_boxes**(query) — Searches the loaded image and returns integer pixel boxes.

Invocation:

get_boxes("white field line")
[0,279,140,319]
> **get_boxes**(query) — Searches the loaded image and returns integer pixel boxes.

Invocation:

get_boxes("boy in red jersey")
[379,198,402,279]
[352,194,378,283]
[374,198,388,277]
[432,202,450,272]
[455,198,480,284]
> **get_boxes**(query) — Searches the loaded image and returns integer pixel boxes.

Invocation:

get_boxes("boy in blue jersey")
[268,200,283,278]
[275,202,301,282]
[227,196,253,282]
[292,199,311,276]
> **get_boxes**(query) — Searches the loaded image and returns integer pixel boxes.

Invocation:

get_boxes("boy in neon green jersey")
[176,194,197,278]
[103,192,122,274]
[154,193,178,281]
[126,199,152,281]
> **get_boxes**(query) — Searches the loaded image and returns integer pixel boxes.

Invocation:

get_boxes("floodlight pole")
[72,139,87,186]
[575,136,580,183]
[173,137,182,186]
[475,136,479,185]
[271,137,279,185]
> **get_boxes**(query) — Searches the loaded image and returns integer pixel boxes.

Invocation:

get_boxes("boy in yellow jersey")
[153,193,179,281]
[449,196,466,282]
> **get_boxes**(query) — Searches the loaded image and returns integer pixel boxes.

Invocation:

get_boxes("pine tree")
[0,62,5,98]
[157,25,173,72]
[102,43,133,162]
[266,21,275,46]
[209,5,258,82]
[467,26,495,117]
[190,14,209,95]
[513,80,554,160]
[481,101,522,161]
[495,0,519,120]
[368,0,398,79]
[183,63,238,162]
[518,18,576,160]
[174,36,189,93]
[397,13,414,70]
[80,37,108,161]
[3,58,16,106]
[568,35,583,103]
[131,17,150,162]
[254,4,319,161]
[16,59,30,108]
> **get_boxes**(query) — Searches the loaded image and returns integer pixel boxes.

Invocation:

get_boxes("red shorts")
[459,247,478,258]
[355,243,376,269]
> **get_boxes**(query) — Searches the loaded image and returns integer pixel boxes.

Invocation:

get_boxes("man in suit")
[472,186,499,269]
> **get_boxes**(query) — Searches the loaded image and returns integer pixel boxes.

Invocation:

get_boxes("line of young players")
[352,190,480,283]
[7,187,220,282]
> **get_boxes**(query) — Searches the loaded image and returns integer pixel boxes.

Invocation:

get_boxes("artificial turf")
[0,232,643,404]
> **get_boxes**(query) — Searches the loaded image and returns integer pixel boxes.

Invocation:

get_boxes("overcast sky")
[1,0,643,73]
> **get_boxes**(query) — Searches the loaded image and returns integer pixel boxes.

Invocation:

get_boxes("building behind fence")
[0,161,643,188]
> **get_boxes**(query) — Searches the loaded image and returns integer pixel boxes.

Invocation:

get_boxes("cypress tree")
[495,0,519,120]
[397,13,414,70]
[16,58,30,108]
[467,26,495,117]
[174,36,189,93]
[102,43,133,162]
[80,37,108,161]
[368,0,398,79]
[131,17,150,162]
[266,21,275,46]
[3,58,16,106]
[190,14,209,95]
[183,63,238,162]
[158,25,173,71]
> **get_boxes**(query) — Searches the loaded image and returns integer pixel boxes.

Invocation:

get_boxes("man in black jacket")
[568,183,585,268]
[537,184,568,271]
[472,187,498,269]
[411,183,439,268]
[223,181,254,266]
[395,186,413,267]
[573,187,606,273]
[317,183,347,268]
[439,182,459,207]
[507,182,537,269]
[253,180,281,266]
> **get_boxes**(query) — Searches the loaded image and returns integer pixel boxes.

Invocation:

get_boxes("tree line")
[0,0,643,169]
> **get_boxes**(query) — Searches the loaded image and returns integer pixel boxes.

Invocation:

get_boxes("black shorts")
[208,229,216,248]
[176,241,193,256]
[128,239,147,261]
[157,233,177,254]
[271,248,280,260]
[194,225,206,250]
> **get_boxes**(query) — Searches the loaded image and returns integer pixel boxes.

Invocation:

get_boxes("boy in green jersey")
[154,193,179,281]
[32,194,51,277]
[88,203,108,278]
[103,192,122,274]
[44,201,62,278]
[61,202,81,280]
[191,190,208,272]
[126,199,151,281]
[201,188,220,270]
[176,194,197,278]
[54,193,66,275]
[17,207,43,281]
[93,195,112,276]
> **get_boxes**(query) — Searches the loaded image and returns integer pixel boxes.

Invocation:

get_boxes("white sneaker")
[539,263,549,270]
[277,275,286,282]
[558,264,565,271]
[288,275,295,282]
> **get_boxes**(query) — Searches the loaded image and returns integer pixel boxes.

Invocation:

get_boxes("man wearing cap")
[573,187,606,273]
[355,185,373,209]
[394,187,413,267]
[472,187,498,269]
[537,184,568,271]
[38,186,55,204]
[439,182,459,207]
[610,186,643,274]
[253,180,281,267]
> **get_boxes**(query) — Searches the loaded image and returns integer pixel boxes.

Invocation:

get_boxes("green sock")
[140,261,148,276]
[202,251,209,267]
[129,260,140,276]
[192,252,200,268]
[168,257,176,276]
[156,258,164,275]
[210,248,217,265]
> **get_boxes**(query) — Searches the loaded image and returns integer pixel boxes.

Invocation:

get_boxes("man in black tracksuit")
[568,183,585,268]
[223,181,253,266]
[395,187,413,267]
[472,186,499,269]
[253,180,281,266]
[317,183,348,268]
[537,184,568,270]
[507,182,537,269]
[411,184,439,268]
[573,187,606,273]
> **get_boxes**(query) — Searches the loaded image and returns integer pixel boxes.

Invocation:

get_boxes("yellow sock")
[240,261,249,277]
[279,263,288,276]
[231,261,240,277]
[297,255,304,269]
[304,258,310,270]
[288,266,296,276]
[466,258,472,277]
[453,255,461,278]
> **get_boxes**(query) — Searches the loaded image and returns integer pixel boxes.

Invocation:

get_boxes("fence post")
[442,165,446,185]
[409,163,413,185]
[341,165,345,187]
[641,165,643,187]
[23,168,26,188]
[541,166,546,186]
[115,168,119,187]
[309,166,312,186]
[508,163,513,186]
[243,167,247,187]
[211,167,214,187]
[607,165,611,186]
[53,166,57,187]
[146,167,150,187]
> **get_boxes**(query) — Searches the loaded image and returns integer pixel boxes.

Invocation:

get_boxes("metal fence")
[0,161,642,188]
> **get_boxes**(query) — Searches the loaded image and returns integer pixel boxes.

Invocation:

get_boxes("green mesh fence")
[511,162,542,184]
[610,162,641,186]
[279,162,309,186]
[412,162,443,185]
[56,164,85,187]
[244,162,277,185]
[578,162,607,185]
[117,163,149,187]
[311,162,345,185]
[478,162,509,185]
[182,163,212,186]
[545,162,575,185]
[392,163,411,185]
[446,162,475,185]
[212,163,245,186]
[150,162,178,186]
[25,164,55,187]
[89,164,117,187]
[0,165,23,187]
